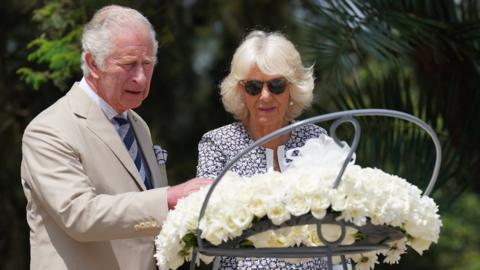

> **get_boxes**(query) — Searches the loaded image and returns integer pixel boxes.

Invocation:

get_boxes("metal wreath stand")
[189,109,442,270]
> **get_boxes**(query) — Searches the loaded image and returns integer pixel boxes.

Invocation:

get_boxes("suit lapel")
[67,84,146,190]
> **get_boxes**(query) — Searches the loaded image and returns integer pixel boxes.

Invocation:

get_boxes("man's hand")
[167,177,213,209]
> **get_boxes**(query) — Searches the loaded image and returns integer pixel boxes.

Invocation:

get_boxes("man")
[20,5,211,270]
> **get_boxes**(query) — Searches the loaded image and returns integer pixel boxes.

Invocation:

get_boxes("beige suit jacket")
[21,83,169,270]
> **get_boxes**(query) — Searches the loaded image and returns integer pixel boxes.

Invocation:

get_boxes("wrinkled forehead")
[109,26,156,58]
[111,52,155,63]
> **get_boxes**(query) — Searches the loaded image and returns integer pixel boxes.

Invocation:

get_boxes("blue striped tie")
[113,116,153,190]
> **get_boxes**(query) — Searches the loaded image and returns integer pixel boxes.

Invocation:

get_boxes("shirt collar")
[79,77,127,120]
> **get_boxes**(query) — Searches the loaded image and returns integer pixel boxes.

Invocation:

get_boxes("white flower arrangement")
[155,135,441,270]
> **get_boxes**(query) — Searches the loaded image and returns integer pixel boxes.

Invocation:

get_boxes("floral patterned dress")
[196,122,329,270]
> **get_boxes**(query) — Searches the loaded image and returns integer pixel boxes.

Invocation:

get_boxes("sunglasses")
[239,78,288,96]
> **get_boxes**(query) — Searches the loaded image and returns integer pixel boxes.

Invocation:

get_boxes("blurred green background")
[1,0,479,269]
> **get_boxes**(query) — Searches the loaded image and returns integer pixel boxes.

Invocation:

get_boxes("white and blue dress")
[196,122,329,270]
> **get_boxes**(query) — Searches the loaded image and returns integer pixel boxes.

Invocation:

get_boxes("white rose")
[249,230,291,248]
[200,220,229,246]
[248,195,267,218]
[220,205,253,238]
[339,195,368,226]
[285,190,311,216]
[265,200,291,225]
[283,225,309,246]
[223,216,242,238]
[329,189,347,212]
[230,206,253,230]
[247,230,271,248]
[303,224,324,246]
[319,224,343,242]
[311,188,330,219]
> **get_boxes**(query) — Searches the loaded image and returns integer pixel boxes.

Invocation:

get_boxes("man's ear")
[85,52,101,79]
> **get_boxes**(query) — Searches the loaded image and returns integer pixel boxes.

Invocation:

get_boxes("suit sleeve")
[21,121,169,242]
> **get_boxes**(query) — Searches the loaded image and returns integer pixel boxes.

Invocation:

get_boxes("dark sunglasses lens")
[267,79,287,94]
[244,80,263,95]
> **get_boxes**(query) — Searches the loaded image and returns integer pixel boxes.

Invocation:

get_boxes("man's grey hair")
[80,5,158,76]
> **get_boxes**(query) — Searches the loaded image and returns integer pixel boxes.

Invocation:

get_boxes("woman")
[196,31,328,269]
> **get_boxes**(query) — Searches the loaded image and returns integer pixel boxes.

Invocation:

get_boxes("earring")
[289,101,294,106]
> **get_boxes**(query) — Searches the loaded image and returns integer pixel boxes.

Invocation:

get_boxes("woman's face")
[241,65,290,129]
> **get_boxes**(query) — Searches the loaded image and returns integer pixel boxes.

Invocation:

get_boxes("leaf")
[16,68,49,91]
[239,239,254,248]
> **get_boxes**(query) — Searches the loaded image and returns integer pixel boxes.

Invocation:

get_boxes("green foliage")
[179,233,198,257]
[436,191,480,269]
[239,239,254,248]
[17,0,83,90]
[300,1,480,268]
[303,0,480,199]
[15,67,48,90]
[17,28,82,90]
[32,2,79,35]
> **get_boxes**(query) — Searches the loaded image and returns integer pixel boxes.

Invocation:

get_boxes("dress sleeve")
[196,133,227,179]
[312,123,328,137]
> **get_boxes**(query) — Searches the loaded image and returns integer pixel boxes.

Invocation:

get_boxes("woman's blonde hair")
[220,30,314,121]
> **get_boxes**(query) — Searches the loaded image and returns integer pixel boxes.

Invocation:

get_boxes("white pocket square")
[153,145,168,165]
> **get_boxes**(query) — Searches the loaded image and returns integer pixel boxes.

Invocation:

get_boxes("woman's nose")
[259,83,271,99]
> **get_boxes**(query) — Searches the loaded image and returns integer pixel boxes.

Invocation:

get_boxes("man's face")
[95,27,155,112]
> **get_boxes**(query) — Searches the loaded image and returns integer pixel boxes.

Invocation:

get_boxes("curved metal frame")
[189,109,442,270]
